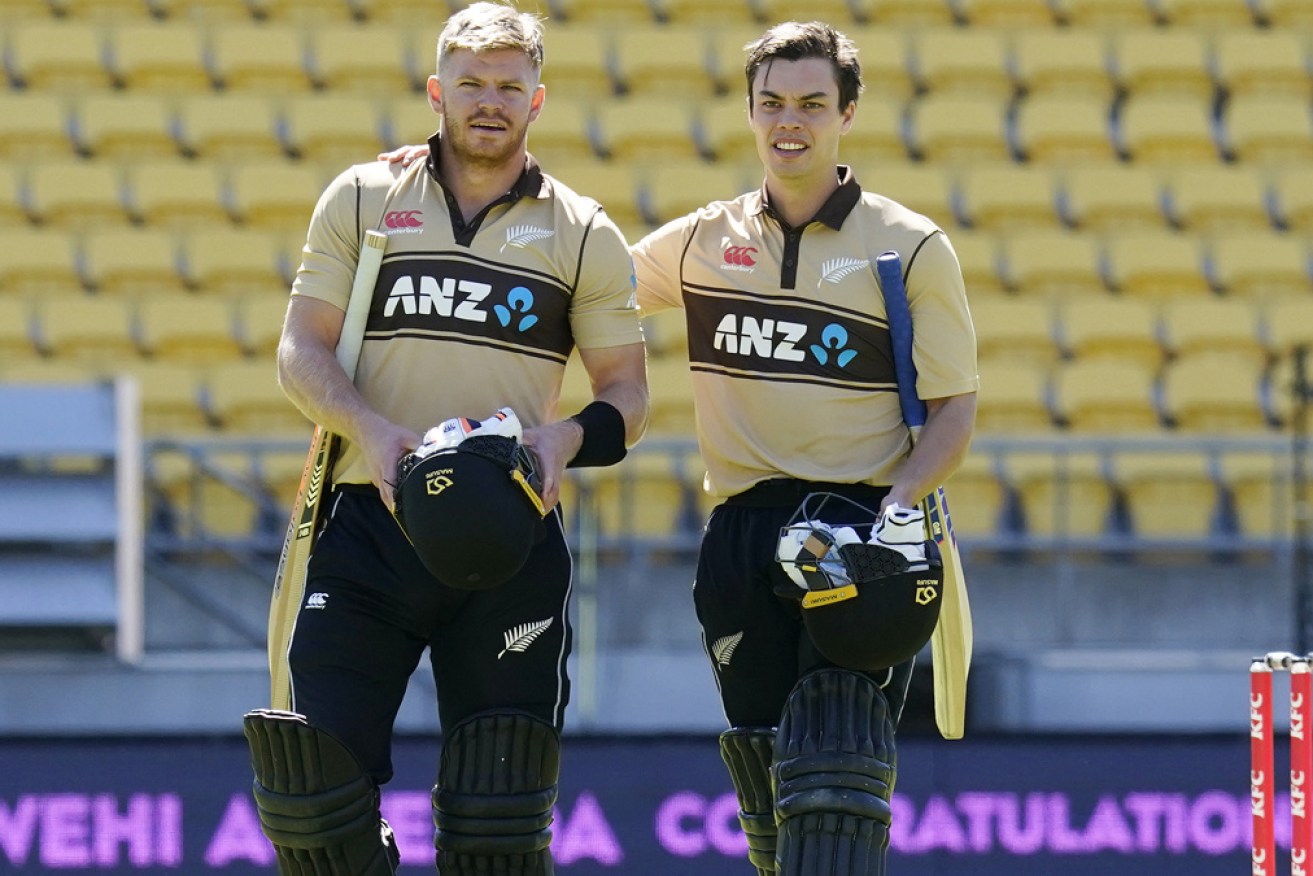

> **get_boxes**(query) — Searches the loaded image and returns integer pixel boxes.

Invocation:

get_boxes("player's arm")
[881,392,976,513]
[278,297,421,508]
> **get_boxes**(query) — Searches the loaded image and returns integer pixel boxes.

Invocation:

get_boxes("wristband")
[567,401,628,468]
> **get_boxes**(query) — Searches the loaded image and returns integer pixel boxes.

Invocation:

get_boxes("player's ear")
[839,100,855,135]
[427,76,443,114]
[528,84,545,119]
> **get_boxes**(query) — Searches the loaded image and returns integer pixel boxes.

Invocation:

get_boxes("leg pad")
[720,727,778,875]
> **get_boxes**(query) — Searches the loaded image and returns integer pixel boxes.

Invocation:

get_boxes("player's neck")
[438,144,527,223]
[764,170,839,229]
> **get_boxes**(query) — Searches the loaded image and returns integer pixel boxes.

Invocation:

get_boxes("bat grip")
[876,251,927,429]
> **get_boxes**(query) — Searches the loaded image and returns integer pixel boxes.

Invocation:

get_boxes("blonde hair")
[436,2,545,75]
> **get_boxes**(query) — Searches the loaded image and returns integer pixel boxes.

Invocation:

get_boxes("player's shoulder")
[859,190,944,237]
[540,171,605,226]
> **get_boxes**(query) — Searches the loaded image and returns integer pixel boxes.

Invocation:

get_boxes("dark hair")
[743,21,863,111]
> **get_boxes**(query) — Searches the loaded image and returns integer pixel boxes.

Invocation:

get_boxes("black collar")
[423,132,549,200]
[756,165,862,231]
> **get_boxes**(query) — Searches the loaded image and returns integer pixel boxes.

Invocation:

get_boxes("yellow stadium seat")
[653,0,759,24]
[0,229,82,298]
[224,161,326,230]
[1220,451,1293,539]
[385,98,440,152]
[119,360,211,436]
[548,160,645,230]
[708,25,773,95]
[1052,358,1160,431]
[970,297,1057,366]
[1111,29,1213,100]
[697,93,755,163]
[136,294,244,364]
[583,451,694,541]
[1013,93,1117,165]
[838,95,909,167]
[0,165,26,228]
[956,163,1060,232]
[1159,297,1263,363]
[1113,451,1219,538]
[176,94,285,162]
[0,299,40,364]
[208,359,311,435]
[1225,95,1313,168]
[0,0,60,20]
[522,98,598,165]
[911,27,1013,100]
[181,228,291,297]
[1007,451,1113,537]
[840,27,915,102]
[54,0,164,19]
[1050,0,1157,28]
[1268,352,1303,427]
[1104,231,1211,299]
[1261,0,1313,29]
[36,294,140,367]
[975,360,1054,433]
[73,93,179,160]
[645,355,696,436]
[1264,294,1313,359]
[641,160,748,226]
[0,93,75,159]
[206,22,314,92]
[7,20,114,91]
[153,0,261,19]
[1165,164,1271,234]
[1059,163,1166,231]
[948,230,1005,298]
[24,160,132,229]
[308,22,416,94]
[755,0,868,25]
[908,94,1011,165]
[867,0,956,26]
[640,307,688,360]
[150,449,262,538]
[609,27,716,99]
[1275,166,1313,233]
[0,359,101,385]
[1161,352,1267,432]
[1011,29,1113,99]
[1155,0,1258,28]
[80,228,185,298]
[1058,296,1162,369]
[1001,230,1106,297]
[236,295,289,358]
[252,0,357,23]
[537,24,615,100]
[126,161,229,230]
[106,22,210,93]
[1212,232,1311,300]
[1116,95,1219,164]
[549,0,658,23]
[594,97,701,163]
[283,94,387,167]
[943,452,1007,538]
[955,0,1056,26]
[1213,31,1310,100]
[870,164,955,228]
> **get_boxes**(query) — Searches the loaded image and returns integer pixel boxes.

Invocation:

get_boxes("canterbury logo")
[384,210,423,230]
[723,245,757,267]
[498,618,553,658]
[501,225,553,251]
[711,632,743,668]
[818,257,869,286]
[305,592,328,610]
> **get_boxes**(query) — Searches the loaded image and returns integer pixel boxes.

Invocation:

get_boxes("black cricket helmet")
[393,435,545,590]
[776,492,943,671]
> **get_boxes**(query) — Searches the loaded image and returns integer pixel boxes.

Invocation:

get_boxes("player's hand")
[359,418,422,511]
[521,420,584,512]
[377,144,431,167]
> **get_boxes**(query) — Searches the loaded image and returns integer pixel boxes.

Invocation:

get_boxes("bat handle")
[876,251,927,429]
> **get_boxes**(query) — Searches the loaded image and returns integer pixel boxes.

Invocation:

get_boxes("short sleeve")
[569,209,643,350]
[290,166,361,311]
[631,213,695,315]
[905,231,979,400]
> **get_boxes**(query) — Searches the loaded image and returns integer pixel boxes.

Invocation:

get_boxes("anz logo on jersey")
[712,315,861,369]
[371,261,573,358]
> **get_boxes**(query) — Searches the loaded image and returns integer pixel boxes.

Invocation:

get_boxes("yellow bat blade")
[924,485,973,740]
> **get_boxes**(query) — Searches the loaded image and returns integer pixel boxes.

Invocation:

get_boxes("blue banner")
[0,734,1267,873]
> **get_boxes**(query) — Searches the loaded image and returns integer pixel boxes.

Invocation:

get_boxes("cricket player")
[242,4,648,874]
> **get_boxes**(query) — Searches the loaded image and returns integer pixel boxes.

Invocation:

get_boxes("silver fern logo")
[498,618,554,658]
[501,225,554,251]
[712,632,743,669]
[818,257,869,287]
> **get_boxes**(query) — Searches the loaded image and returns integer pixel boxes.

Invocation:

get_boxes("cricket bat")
[268,229,388,709]
[875,250,973,740]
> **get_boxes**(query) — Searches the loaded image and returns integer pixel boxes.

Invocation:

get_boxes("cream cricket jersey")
[632,166,978,498]
[292,143,641,486]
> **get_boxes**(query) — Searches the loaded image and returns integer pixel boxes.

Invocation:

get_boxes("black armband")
[567,401,628,468]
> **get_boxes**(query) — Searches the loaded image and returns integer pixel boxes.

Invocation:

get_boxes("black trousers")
[694,479,914,729]
[287,488,573,785]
